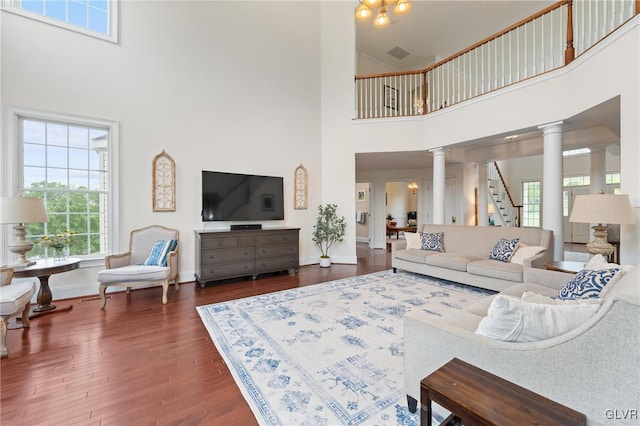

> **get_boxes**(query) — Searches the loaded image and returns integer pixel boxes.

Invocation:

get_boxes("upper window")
[5,107,119,262]
[1,0,118,42]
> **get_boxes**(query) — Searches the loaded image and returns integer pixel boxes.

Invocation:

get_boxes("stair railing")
[355,0,638,119]
[488,162,522,227]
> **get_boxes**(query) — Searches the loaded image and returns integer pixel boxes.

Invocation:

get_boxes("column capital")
[430,147,445,156]
[538,121,564,134]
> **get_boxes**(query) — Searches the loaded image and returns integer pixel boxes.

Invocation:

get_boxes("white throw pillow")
[509,244,546,265]
[475,294,601,342]
[585,254,619,271]
[404,232,422,250]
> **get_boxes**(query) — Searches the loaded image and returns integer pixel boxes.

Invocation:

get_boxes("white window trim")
[2,105,120,266]
[1,0,118,44]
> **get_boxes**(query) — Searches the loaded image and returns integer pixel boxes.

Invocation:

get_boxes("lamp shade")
[569,194,635,224]
[0,197,49,224]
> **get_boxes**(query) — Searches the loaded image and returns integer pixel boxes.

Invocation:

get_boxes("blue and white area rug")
[197,270,492,426]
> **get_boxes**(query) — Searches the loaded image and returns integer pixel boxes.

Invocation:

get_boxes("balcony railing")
[355,0,638,119]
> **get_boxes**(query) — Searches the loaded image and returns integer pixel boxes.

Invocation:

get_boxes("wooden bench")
[421,358,586,426]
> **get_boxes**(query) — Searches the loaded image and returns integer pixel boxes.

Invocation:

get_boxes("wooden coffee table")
[544,260,585,274]
[387,225,417,239]
[420,358,586,426]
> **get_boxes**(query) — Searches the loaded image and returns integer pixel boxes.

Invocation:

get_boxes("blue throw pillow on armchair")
[488,238,520,262]
[144,239,178,266]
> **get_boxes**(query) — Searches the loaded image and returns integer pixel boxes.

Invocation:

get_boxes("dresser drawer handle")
[218,241,223,246]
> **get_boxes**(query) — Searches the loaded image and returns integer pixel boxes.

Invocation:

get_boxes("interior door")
[563,186,590,243]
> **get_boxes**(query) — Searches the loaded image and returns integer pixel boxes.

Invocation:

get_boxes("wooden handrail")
[355,69,423,81]
[423,1,568,75]
[355,1,569,81]
[493,162,522,210]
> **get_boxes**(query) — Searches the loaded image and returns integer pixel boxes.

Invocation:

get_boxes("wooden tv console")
[194,227,300,287]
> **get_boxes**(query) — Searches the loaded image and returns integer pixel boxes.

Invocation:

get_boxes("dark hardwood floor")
[1,244,390,425]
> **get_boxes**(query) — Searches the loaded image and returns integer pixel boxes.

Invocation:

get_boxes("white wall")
[503,151,621,205]
[1,1,323,298]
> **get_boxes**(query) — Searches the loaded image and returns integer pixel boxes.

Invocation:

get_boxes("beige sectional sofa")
[404,263,640,425]
[392,224,554,292]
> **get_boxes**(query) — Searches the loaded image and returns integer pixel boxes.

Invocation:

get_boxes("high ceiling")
[354,1,621,172]
[356,0,556,72]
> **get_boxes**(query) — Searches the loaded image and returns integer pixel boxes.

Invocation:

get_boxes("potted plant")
[312,204,346,267]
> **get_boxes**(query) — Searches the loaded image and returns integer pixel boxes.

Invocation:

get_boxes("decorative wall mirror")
[152,150,176,212]
[294,164,308,210]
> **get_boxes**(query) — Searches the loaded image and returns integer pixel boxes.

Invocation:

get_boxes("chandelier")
[355,0,412,29]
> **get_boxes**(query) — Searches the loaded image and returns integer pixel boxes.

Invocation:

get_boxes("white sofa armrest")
[390,239,407,257]
[522,267,573,291]
[404,299,639,424]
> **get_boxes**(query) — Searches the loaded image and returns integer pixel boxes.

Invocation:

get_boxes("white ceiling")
[356,0,556,72]
[354,1,621,172]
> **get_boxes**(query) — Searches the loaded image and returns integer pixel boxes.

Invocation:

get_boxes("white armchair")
[97,225,179,309]
[0,266,36,357]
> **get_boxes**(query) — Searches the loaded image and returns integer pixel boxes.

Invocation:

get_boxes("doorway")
[355,182,372,247]
[385,181,419,241]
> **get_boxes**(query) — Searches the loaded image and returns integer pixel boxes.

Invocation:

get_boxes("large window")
[5,107,119,261]
[521,180,541,227]
[1,0,118,42]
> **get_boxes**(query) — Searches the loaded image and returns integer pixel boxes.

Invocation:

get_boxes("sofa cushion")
[474,294,601,342]
[424,253,479,272]
[488,238,520,262]
[395,249,436,264]
[0,279,36,316]
[521,291,602,305]
[467,259,523,283]
[464,283,559,316]
[558,268,621,300]
[509,244,546,265]
[419,232,445,252]
[97,265,170,283]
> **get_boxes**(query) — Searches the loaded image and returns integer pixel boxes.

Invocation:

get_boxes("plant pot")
[319,256,331,268]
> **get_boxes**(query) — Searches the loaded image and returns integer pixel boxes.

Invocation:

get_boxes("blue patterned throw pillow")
[488,238,520,262]
[419,232,444,252]
[558,268,620,300]
[144,239,178,266]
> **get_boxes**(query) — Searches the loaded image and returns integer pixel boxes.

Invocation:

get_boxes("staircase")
[488,162,522,227]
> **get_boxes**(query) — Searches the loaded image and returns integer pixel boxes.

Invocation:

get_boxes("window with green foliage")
[6,108,118,260]
[522,180,541,227]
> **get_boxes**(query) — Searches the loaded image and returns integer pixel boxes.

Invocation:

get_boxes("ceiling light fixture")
[355,0,412,29]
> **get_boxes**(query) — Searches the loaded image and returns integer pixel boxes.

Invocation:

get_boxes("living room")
[1,1,639,424]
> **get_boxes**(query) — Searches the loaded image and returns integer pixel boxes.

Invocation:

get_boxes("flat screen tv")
[201,170,284,222]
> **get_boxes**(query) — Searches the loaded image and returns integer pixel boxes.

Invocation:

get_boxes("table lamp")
[569,193,635,257]
[0,196,49,267]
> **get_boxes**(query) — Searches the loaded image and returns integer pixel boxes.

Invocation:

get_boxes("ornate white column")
[431,148,446,224]
[590,147,606,194]
[477,162,489,226]
[539,121,564,261]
